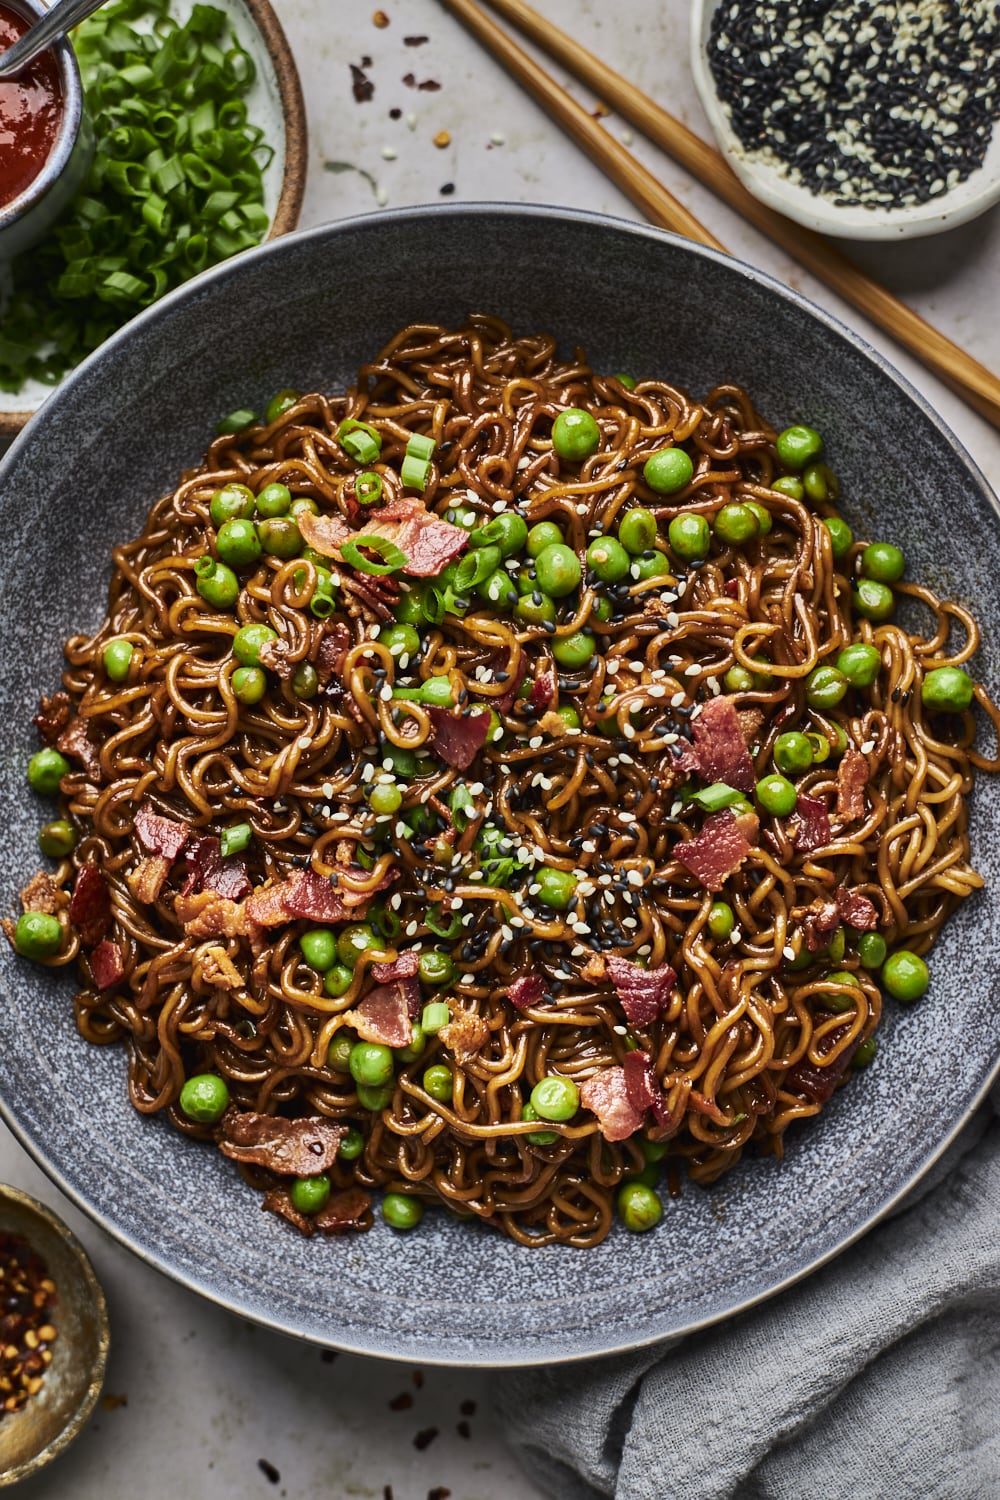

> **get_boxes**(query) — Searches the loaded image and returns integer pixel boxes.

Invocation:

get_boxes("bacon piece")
[791,793,832,853]
[579,1067,644,1142]
[243,867,395,928]
[621,1050,670,1125]
[127,856,171,905]
[295,510,353,556]
[69,864,111,946]
[345,978,420,1048]
[439,1008,489,1062]
[836,887,878,930]
[314,1186,372,1234]
[785,1025,860,1104]
[184,836,252,902]
[736,706,765,744]
[667,738,701,775]
[134,805,190,860]
[354,496,468,577]
[219,1112,346,1175]
[529,669,555,713]
[836,749,870,820]
[56,717,102,782]
[20,872,61,916]
[426,707,490,769]
[33,691,71,746]
[605,955,676,1027]
[175,890,250,939]
[316,621,351,683]
[370,950,420,983]
[257,637,295,680]
[674,809,758,892]
[505,975,545,1011]
[90,939,124,990]
[689,696,756,794]
[493,650,527,714]
[262,1188,315,1236]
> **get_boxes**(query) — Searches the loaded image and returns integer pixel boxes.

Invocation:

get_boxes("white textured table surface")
[3,1,999,1496]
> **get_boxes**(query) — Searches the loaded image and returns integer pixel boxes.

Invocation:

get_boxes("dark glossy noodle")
[28,317,1000,1248]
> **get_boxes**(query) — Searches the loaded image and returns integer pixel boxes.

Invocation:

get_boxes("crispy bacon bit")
[579,1067,644,1142]
[792,793,832,853]
[219,1113,346,1175]
[296,510,352,556]
[69,864,111,946]
[314,1186,373,1234]
[90,940,124,990]
[668,739,701,775]
[439,1008,489,1062]
[736,706,765,744]
[316,621,351,683]
[258,638,295,680]
[505,975,545,1011]
[529,669,555,713]
[605,955,676,1027]
[263,1188,314,1236]
[836,749,870,821]
[785,1025,860,1104]
[689,696,756,794]
[345,978,420,1048]
[244,867,395,928]
[426,706,490,770]
[19,872,61,916]
[127,856,171,905]
[354,497,468,577]
[622,1050,669,1125]
[175,890,250,939]
[55,717,102,782]
[803,900,840,952]
[184,837,252,902]
[134,805,190,861]
[674,809,758,892]
[33,691,71,745]
[197,944,243,991]
[370,951,420,983]
[836,887,878,930]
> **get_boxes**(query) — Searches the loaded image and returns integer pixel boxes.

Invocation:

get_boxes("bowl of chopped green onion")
[0,0,306,435]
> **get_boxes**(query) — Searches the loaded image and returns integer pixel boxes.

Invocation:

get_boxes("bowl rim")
[0,0,86,229]
[689,0,1000,242]
[1,201,999,1366]
[0,0,307,439]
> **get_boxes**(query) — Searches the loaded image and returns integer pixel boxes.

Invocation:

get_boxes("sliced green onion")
[454,545,501,593]
[338,419,382,465]
[401,454,431,491]
[405,432,436,462]
[216,408,257,436]
[340,536,408,576]
[421,1002,451,1035]
[685,782,749,813]
[449,785,478,830]
[220,822,251,857]
[426,904,463,940]
[355,471,383,506]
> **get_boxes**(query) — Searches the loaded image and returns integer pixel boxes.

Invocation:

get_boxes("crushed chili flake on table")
[0,1232,58,1417]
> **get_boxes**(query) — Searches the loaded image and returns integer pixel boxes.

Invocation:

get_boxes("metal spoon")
[0,0,107,81]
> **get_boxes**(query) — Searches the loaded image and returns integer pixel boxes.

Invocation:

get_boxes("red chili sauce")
[0,3,62,209]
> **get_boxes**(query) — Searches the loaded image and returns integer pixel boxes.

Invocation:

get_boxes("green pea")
[103,638,134,682]
[526,521,564,557]
[265,387,300,425]
[397,1024,426,1064]
[300,928,337,971]
[534,542,581,598]
[591,595,614,624]
[327,1032,355,1069]
[642,1138,669,1164]
[418,675,455,708]
[290,1174,331,1215]
[291,662,318,699]
[349,1041,394,1088]
[625,1162,660,1189]
[713,502,759,545]
[552,631,596,670]
[13,911,62,961]
[643,446,693,495]
[519,1100,558,1146]
[554,704,583,731]
[707,900,735,940]
[745,500,773,536]
[421,1001,451,1034]
[179,1073,230,1123]
[882,950,929,1002]
[723,665,755,694]
[824,516,854,559]
[381,623,421,660]
[587,536,631,583]
[552,407,601,461]
[861,542,905,584]
[756,773,797,817]
[478,569,518,609]
[325,965,353,1005]
[255,482,292,518]
[853,1036,878,1068]
[776,423,823,470]
[339,1126,365,1159]
[382,745,421,779]
[196,561,240,609]
[773,731,814,775]
[617,1181,663,1232]
[338,923,379,968]
[216,518,262,568]
[471,511,528,557]
[922,666,973,714]
[393,588,424,625]
[530,1074,580,1121]
[232,666,267,705]
[827,926,846,964]
[290,496,319,520]
[535,865,578,910]
[853,579,895,622]
[515,592,557,627]
[836,643,882,688]
[382,1192,423,1230]
[369,781,403,816]
[667,513,710,563]
[38,819,77,858]
[613,372,637,390]
[28,748,71,796]
[618,508,657,555]
[209,482,255,527]
[802,461,839,503]
[233,623,278,668]
[771,475,804,501]
[357,1081,394,1111]
[418,950,456,988]
[805,664,848,709]
[422,1064,454,1102]
[750,658,774,689]
[820,971,861,1013]
[858,933,888,970]
[631,551,673,583]
[258,517,303,559]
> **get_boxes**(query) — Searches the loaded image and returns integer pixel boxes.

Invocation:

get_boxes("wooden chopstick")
[442,0,1000,433]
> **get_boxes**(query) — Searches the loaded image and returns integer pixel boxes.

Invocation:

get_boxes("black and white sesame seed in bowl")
[691,0,1000,240]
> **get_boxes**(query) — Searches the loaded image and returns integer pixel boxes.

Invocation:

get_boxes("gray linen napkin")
[495,1088,1000,1500]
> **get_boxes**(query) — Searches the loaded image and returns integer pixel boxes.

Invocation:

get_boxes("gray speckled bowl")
[0,205,998,1367]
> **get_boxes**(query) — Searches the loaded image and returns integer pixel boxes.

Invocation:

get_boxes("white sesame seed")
[648,685,667,698]
[666,612,680,627]
[379,684,393,702]
[490,130,506,145]
[376,185,389,207]
[381,145,397,160]
[626,869,644,887]
[613,1024,628,1035]
[322,782,334,798]
[670,801,683,818]
[623,723,636,739]
[571,944,588,957]
[528,735,543,749]
[684,663,701,677]
[461,973,476,985]
[637,944,652,957]
[581,840,597,853]
[395,822,407,839]
[406,111,417,130]
[671,692,686,708]
[406,921,420,936]
[860,739,876,754]
[783,945,796,961]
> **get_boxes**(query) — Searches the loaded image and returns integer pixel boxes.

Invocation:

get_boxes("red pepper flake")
[412,1368,424,1388]
[350,62,374,102]
[257,1459,280,1484]
[403,34,428,45]
[427,1488,451,1500]
[389,1391,414,1410]
[413,1426,439,1450]
[459,1398,476,1416]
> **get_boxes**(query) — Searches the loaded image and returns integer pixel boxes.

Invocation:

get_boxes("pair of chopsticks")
[441,0,1000,434]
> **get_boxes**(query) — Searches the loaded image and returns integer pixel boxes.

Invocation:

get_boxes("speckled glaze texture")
[0,206,998,1367]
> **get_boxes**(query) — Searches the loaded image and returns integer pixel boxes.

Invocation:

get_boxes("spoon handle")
[0,0,107,80]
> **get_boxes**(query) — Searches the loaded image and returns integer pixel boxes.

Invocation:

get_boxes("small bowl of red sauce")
[0,0,93,259]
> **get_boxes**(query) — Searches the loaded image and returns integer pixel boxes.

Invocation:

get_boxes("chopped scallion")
[401,454,432,491]
[220,822,251,857]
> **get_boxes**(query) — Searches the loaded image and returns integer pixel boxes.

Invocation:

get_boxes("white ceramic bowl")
[690,0,1000,241]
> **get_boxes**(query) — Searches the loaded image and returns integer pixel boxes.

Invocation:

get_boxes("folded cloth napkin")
[495,1088,1000,1500]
